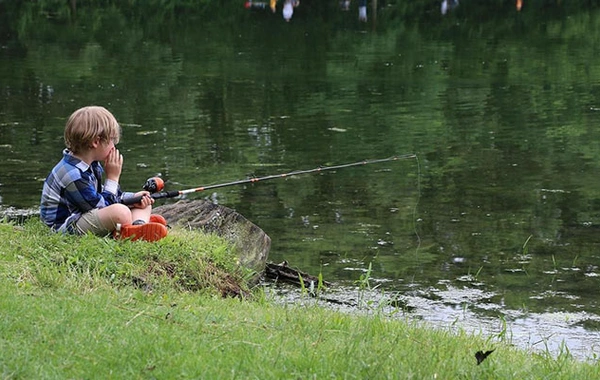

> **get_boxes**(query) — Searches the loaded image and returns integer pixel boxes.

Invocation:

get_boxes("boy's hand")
[104,148,123,182]
[131,191,154,208]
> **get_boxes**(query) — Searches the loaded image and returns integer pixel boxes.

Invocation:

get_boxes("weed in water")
[355,262,374,309]
[522,234,532,255]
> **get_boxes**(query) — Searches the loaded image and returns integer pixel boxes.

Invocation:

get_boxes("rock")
[0,206,39,224]
[154,200,271,278]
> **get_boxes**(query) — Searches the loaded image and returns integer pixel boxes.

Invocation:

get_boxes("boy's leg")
[131,205,152,224]
[96,203,134,232]
[78,204,167,241]
[75,204,132,236]
[131,205,169,225]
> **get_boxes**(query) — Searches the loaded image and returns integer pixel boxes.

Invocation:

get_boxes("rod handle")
[121,191,180,206]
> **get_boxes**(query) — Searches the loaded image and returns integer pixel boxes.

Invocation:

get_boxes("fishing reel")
[142,177,165,193]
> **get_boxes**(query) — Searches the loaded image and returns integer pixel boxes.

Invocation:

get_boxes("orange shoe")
[149,214,167,226]
[117,222,168,242]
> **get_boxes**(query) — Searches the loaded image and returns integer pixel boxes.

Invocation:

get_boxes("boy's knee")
[115,203,134,220]
[102,203,133,226]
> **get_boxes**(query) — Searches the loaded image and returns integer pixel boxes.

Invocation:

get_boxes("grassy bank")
[1,221,599,379]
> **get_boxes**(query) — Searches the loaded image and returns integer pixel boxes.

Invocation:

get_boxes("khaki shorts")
[75,209,111,237]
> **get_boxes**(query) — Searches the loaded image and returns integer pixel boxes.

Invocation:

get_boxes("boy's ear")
[90,137,100,149]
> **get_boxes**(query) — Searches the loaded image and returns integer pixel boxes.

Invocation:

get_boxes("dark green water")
[3,1,600,359]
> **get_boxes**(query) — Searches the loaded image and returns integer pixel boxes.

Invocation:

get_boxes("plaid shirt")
[40,149,130,234]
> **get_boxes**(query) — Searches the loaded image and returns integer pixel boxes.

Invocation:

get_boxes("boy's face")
[94,137,117,161]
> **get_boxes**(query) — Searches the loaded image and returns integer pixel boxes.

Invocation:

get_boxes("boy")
[40,106,168,242]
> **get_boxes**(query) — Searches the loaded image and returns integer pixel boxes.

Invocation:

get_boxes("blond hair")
[64,106,121,153]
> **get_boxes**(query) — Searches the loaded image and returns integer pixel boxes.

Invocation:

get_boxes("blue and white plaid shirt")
[40,149,131,234]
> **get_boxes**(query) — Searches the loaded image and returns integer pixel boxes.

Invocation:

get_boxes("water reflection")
[245,0,300,21]
[358,0,367,22]
[282,0,300,22]
[245,1,269,10]
[339,0,368,22]
[441,0,459,15]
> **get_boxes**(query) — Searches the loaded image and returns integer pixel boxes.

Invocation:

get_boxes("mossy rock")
[154,200,271,278]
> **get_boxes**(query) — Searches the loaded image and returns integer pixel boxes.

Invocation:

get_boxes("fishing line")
[412,154,422,257]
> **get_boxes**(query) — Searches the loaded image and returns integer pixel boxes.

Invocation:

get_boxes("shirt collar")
[62,149,92,172]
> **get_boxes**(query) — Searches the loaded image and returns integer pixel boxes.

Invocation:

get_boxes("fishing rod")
[121,154,416,206]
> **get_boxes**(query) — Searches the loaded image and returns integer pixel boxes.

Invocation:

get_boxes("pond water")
[3,1,600,360]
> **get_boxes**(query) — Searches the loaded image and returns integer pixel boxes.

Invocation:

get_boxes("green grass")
[1,220,250,297]
[1,220,599,379]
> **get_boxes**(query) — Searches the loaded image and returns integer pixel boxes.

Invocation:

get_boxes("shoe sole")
[119,222,168,242]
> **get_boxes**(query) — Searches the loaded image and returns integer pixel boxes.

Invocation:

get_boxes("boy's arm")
[102,178,133,204]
